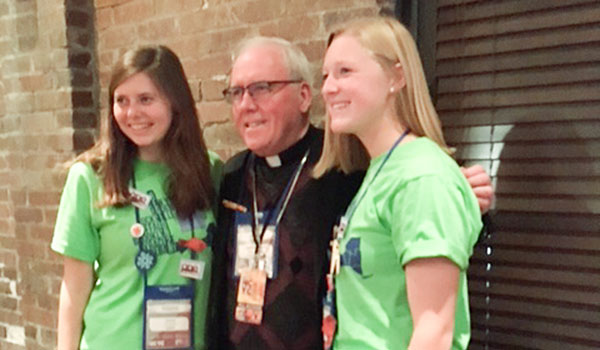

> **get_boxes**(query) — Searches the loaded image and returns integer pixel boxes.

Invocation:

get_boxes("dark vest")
[209,126,363,350]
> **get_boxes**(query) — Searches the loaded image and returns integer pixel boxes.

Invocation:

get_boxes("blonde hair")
[313,16,451,177]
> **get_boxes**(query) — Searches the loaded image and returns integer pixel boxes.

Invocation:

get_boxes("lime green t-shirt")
[333,138,482,350]
[51,153,222,350]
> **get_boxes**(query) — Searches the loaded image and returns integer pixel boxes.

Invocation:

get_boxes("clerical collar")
[257,126,315,168]
[265,155,282,167]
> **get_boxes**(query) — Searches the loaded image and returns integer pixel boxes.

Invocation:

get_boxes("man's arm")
[461,164,494,214]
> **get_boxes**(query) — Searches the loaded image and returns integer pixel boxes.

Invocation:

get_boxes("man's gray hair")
[232,36,314,87]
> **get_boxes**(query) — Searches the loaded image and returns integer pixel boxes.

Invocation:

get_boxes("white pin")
[130,223,145,238]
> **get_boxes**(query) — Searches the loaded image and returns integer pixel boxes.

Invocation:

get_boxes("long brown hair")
[76,45,215,217]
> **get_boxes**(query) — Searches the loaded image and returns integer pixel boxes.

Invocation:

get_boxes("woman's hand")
[461,165,494,214]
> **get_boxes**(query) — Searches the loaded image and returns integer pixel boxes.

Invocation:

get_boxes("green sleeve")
[50,162,100,263]
[391,174,481,270]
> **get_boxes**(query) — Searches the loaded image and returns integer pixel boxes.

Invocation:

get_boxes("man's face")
[229,44,312,157]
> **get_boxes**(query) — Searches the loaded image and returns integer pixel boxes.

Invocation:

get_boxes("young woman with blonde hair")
[315,17,482,350]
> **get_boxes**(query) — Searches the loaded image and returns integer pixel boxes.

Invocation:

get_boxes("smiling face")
[321,34,396,140]
[112,72,172,162]
[229,44,312,157]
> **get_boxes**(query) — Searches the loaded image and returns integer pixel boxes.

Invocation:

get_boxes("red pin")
[177,238,207,253]
[130,223,145,238]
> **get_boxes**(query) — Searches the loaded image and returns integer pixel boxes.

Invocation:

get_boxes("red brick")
[200,79,227,102]
[186,53,231,80]
[44,208,59,225]
[206,28,248,55]
[154,0,202,15]
[0,204,10,218]
[2,268,17,280]
[10,191,27,206]
[323,7,379,31]
[113,0,154,24]
[21,305,55,328]
[99,26,136,49]
[27,225,54,241]
[297,40,327,66]
[36,293,58,311]
[1,341,27,350]
[0,251,16,267]
[203,123,245,158]
[25,325,36,339]
[259,15,322,42]
[20,74,52,92]
[0,281,12,295]
[14,208,44,224]
[170,38,212,65]
[28,192,60,207]
[5,92,34,114]
[41,327,56,346]
[95,0,128,8]
[95,7,114,30]
[138,18,178,41]
[179,5,234,34]
[232,0,284,23]
[197,101,231,125]
[0,296,18,311]
[0,220,12,236]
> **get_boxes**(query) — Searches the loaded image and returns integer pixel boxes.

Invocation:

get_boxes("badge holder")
[322,218,346,350]
[232,150,309,325]
[143,284,195,350]
[232,209,280,279]
[130,175,205,350]
[234,266,267,325]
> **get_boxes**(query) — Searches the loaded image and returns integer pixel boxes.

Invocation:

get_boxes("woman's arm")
[405,257,460,350]
[57,256,94,350]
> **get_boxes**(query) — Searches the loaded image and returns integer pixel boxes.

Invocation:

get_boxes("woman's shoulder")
[390,137,462,181]
[66,161,97,180]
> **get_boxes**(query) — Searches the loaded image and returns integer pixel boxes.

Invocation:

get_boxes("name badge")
[234,224,277,278]
[179,259,205,280]
[235,268,267,325]
[144,285,193,350]
[129,188,152,209]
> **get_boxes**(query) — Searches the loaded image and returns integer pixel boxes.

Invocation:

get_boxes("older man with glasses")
[208,36,493,350]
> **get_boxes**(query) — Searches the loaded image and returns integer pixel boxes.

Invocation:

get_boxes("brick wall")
[0,0,394,349]
[0,0,75,349]
[96,0,393,159]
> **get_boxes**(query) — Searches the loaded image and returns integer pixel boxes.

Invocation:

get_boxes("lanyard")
[249,149,309,253]
[131,171,196,286]
[338,129,410,239]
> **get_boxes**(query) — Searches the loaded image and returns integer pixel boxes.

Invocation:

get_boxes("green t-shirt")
[333,138,482,350]
[51,153,222,350]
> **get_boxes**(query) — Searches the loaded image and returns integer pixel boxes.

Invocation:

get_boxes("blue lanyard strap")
[342,128,411,230]
[250,149,309,252]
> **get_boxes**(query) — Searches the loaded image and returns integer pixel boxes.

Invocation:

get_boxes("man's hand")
[461,164,494,214]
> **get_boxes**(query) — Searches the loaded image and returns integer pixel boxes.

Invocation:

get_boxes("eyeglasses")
[222,80,302,104]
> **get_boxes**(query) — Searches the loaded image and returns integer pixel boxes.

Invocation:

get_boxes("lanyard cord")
[343,129,411,227]
[131,171,196,284]
[250,149,309,252]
